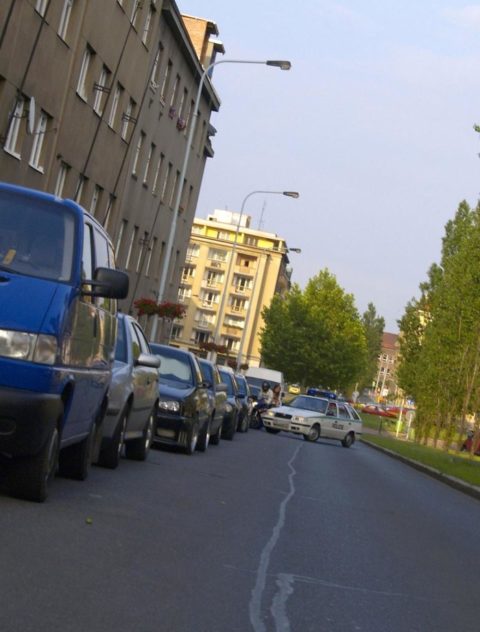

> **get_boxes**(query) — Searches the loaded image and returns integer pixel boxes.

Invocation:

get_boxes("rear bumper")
[0,385,62,457]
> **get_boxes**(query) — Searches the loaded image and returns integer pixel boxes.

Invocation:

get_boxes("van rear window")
[0,190,75,281]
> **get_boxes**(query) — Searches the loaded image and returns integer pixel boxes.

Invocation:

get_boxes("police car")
[262,394,362,447]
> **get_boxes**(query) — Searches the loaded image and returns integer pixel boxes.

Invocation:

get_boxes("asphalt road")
[1,430,479,632]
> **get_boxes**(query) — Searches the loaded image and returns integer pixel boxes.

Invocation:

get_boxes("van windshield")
[0,190,76,281]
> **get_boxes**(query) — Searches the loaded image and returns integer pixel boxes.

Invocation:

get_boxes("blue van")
[0,182,128,501]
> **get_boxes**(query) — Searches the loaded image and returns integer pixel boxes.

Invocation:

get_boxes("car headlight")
[0,329,57,365]
[266,410,275,417]
[158,400,181,413]
[292,415,305,422]
[225,403,233,413]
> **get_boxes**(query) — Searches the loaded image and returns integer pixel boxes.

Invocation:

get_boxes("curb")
[361,437,480,502]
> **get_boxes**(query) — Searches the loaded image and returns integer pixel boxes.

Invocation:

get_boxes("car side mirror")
[136,352,160,369]
[82,267,129,299]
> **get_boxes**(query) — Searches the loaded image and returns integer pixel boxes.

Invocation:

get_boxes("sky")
[178,0,480,332]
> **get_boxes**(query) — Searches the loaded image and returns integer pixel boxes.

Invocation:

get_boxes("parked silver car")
[98,314,160,468]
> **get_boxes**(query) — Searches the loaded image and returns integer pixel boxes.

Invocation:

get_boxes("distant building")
[0,0,223,339]
[172,210,293,367]
[374,332,400,399]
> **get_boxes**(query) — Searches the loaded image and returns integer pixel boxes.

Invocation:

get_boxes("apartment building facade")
[374,332,400,399]
[0,0,222,339]
[172,210,293,367]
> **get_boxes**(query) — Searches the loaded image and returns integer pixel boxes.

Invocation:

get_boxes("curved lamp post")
[149,58,291,342]
[209,189,299,361]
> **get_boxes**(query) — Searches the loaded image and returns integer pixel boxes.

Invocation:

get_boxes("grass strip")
[362,433,480,487]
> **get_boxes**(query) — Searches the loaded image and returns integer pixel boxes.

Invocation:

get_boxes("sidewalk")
[361,434,480,502]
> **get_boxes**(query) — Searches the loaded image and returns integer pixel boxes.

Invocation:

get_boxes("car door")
[334,403,353,439]
[128,320,158,431]
[323,402,338,438]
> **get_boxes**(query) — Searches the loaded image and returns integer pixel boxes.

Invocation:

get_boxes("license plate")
[156,428,176,438]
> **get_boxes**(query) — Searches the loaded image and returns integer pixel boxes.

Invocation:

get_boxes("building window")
[124,226,138,269]
[186,243,200,260]
[136,231,149,272]
[150,47,161,89]
[169,74,180,109]
[171,325,183,340]
[132,131,145,175]
[4,98,25,157]
[75,175,88,204]
[222,337,240,352]
[142,5,154,45]
[191,225,202,235]
[208,248,228,262]
[230,297,248,312]
[103,194,115,230]
[108,83,122,128]
[90,185,102,216]
[54,161,70,197]
[181,265,195,283]
[205,270,224,287]
[121,98,135,141]
[193,330,210,345]
[234,275,252,293]
[194,310,215,327]
[28,110,48,171]
[201,291,219,308]
[217,231,230,241]
[93,65,110,115]
[77,46,94,101]
[244,236,258,247]
[152,152,164,194]
[143,143,155,185]
[115,219,128,254]
[130,0,140,27]
[160,60,172,103]
[178,88,187,119]
[161,162,172,201]
[145,236,156,276]
[35,0,48,16]
[58,0,74,41]
[169,169,179,207]
[178,286,192,302]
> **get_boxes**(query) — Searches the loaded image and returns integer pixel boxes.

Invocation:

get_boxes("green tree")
[360,303,385,390]
[260,269,367,391]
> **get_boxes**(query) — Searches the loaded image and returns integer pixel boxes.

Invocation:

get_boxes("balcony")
[231,285,251,295]
[222,326,241,337]
[207,260,225,269]
[195,320,213,330]
[201,300,218,310]
[234,264,255,276]
[228,304,246,316]
[180,276,194,285]
[201,280,221,290]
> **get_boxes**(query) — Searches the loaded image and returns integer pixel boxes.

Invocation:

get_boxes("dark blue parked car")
[150,344,209,454]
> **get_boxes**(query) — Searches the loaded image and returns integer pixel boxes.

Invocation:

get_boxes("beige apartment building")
[172,210,293,367]
[0,0,223,339]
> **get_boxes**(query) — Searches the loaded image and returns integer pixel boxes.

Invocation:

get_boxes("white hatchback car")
[262,395,362,448]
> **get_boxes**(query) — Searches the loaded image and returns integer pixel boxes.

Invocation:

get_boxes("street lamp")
[209,189,299,361]
[149,57,292,342]
[235,245,301,370]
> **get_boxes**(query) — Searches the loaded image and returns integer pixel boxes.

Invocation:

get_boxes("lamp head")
[282,191,300,198]
[288,247,302,253]
[266,60,292,70]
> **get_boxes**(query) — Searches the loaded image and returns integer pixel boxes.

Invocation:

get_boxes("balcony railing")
[195,320,213,330]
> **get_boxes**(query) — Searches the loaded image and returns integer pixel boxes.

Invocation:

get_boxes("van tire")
[58,422,95,480]
[210,419,222,445]
[304,424,320,442]
[125,409,154,461]
[196,419,210,452]
[9,425,59,502]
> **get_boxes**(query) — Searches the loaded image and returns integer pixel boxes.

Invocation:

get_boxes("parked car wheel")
[184,420,199,455]
[223,416,236,441]
[196,419,210,452]
[98,408,128,469]
[238,414,249,433]
[341,433,354,448]
[210,420,222,445]
[58,422,96,480]
[125,408,155,461]
[8,425,59,502]
[265,428,280,435]
[304,424,320,442]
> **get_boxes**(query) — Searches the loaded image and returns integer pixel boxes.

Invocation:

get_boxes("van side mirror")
[82,267,129,299]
